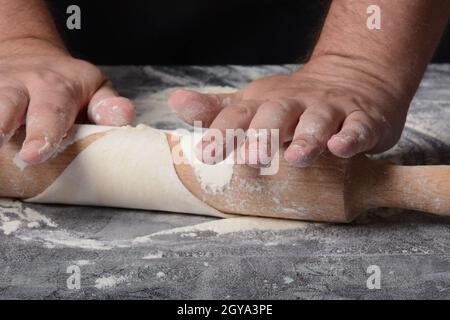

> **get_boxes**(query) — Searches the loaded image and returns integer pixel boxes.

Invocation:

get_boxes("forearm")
[309,0,450,99]
[0,0,66,54]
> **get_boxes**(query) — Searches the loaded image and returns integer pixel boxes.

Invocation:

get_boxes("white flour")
[1,220,21,235]
[95,274,130,289]
[179,132,235,194]
[74,260,94,266]
[134,216,306,243]
[13,153,28,171]
[283,276,294,284]
[142,250,164,259]
[1,199,307,250]
[0,200,57,236]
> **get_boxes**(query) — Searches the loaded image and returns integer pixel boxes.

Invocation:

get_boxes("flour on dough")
[178,131,234,194]
[26,125,227,218]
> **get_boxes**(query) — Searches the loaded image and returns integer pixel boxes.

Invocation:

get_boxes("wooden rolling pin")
[1,127,450,223]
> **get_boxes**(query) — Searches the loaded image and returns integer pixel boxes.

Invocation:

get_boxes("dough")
[26,125,227,218]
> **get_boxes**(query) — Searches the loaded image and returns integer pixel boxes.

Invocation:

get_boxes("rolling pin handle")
[367,164,450,216]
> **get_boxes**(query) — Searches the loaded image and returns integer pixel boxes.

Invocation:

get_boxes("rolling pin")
[0,126,450,223]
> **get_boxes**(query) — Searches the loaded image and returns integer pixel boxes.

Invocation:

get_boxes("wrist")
[0,36,68,59]
[297,51,419,105]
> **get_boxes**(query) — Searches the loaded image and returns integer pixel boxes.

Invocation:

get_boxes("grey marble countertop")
[1,65,450,299]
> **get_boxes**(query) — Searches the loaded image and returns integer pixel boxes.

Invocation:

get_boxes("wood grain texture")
[168,134,353,222]
[349,156,450,217]
[0,129,108,199]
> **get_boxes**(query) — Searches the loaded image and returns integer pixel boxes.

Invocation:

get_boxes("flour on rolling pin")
[179,132,234,194]
[13,153,29,171]
[12,125,114,171]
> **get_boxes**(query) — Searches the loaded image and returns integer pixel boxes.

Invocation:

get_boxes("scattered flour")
[16,229,129,251]
[95,275,130,289]
[27,221,40,228]
[74,260,94,266]
[3,208,306,251]
[142,250,164,260]
[0,200,57,236]
[133,216,306,243]
[0,200,125,250]
[1,220,21,235]
[283,276,294,284]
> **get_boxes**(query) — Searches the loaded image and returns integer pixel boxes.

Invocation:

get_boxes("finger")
[0,82,29,147]
[197,100,260,164]
[327,111,380,158]
[87,81,135,126]
[284,106,345,167]
[240,99,303,167]
[168,88,238,127]
[20,87,80,164]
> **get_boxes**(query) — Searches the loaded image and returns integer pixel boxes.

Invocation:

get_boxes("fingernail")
[333,134,356,145]
[92,98,134,126]
[109,106,130,126]
[330,135,357,158]
[285,142,318,167]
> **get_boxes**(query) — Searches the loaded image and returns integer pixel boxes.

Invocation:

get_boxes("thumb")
[168,88,238,127]
[87,80,135,126]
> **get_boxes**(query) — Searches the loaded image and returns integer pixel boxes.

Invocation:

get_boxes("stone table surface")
[1,65,450,299]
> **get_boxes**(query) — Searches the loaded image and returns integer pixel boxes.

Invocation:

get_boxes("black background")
[47,0,450,65]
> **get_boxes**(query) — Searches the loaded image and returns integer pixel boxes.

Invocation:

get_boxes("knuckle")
[319,87,348,101]
[0,87,28,108]
[259,99,294,114]
[356,112,385,141]
[28,103,69,121]
[229,104,255,118]
[349,94,373,110]
[30,70,63,86]
[73,58,105,81]
[295,130,323,147]
[306,107,335,123]
[45,104,70,118]
[346,117,379,145]
[0,93,21,109]
[29,70,81,98]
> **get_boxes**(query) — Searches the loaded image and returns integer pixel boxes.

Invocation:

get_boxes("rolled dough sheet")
[26,125,227,218]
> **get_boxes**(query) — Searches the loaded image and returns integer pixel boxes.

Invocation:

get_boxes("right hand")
[0,38,135,164]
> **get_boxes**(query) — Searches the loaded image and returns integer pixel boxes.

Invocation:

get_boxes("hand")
[168,55,410,167]
[0,38,135,164]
